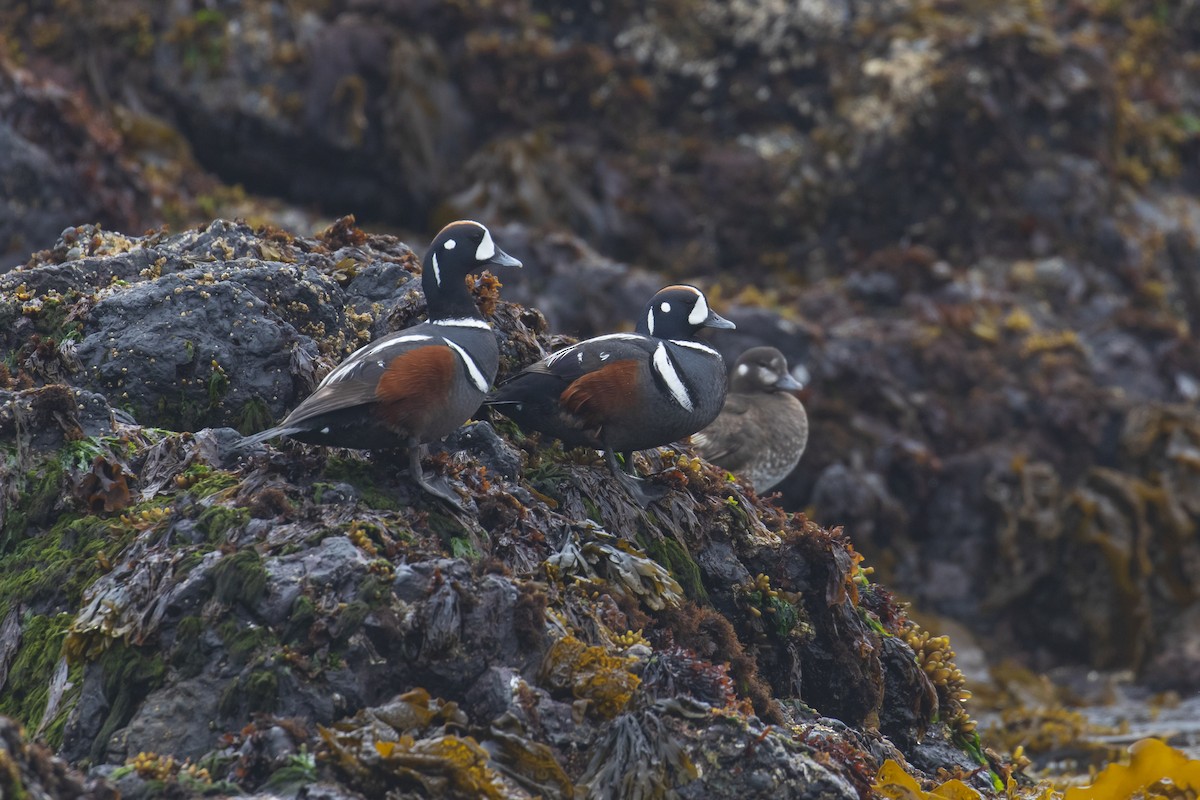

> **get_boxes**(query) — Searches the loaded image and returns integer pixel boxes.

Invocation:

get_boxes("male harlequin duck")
[488,284,734,506]
[692,346,808,493]
[240,220,521,507]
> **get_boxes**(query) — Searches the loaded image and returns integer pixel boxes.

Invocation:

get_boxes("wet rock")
[440,421,523,481]
[0,221,989,797]
[0,60,152,262]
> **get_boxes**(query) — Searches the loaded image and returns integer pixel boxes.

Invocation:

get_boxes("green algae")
[322,457,400,510]
[170,616,207,678]
[218,668,278,716]
[196,505,248,542]
[211,549,267,606]
[4,458,66,545]
[0,613,75,745]
[638,533,707,602]
[282,594,317,645]
[218,618,276,665]
[449,536,479,560]
[91,643,167,761]
[330,601,369,646]
[264,748,317,791]
[0,514,132,622]
[179,464,238,498]
[236,395,272,435]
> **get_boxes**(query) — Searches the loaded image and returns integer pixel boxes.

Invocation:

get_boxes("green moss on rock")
[0,613,74,743]
[211,549,267,607]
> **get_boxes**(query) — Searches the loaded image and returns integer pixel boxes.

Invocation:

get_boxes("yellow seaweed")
[1065,738,1200,800]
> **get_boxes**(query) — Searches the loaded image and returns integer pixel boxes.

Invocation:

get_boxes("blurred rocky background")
[2,0,1200,791]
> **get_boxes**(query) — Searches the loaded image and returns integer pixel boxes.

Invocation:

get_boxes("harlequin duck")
[488,284,734,506]
[692,346,808,493]
[240,220,521,507]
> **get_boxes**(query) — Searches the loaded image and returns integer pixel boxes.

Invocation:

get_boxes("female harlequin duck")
[488,284,734,506]
[240,220,521,507]
[692,346,808,493]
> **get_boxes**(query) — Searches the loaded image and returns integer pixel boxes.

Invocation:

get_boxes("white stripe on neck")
[670,339,720,356]
[430,252,441,286]
[432,317,491,330]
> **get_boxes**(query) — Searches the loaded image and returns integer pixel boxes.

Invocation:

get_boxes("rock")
[0,221,991,797]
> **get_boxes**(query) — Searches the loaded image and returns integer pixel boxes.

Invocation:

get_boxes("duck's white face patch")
[652,342,693,411]
[646,308,655,335]
[736,363,750,376]
[660,301,671,313]
[445,340,490,393]
[758,367,778,384]
[476,228,496,261]
[688,291,708,325]
[444,239,456,250]
[430,252,441,286]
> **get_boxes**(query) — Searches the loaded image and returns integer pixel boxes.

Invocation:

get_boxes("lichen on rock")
[0,220,998,798]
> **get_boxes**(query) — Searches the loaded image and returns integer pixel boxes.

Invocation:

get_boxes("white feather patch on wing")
[545,344,579,367]
[544,333,644,367]
[445,340,490,392]
[653,342,693,411]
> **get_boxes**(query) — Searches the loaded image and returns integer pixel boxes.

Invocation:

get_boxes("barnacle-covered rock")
[0,221,994,798]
